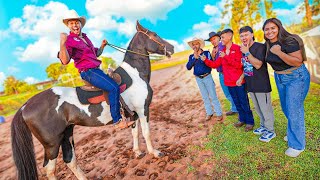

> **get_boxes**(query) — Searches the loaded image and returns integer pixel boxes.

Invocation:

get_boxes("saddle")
[75,67,135,117]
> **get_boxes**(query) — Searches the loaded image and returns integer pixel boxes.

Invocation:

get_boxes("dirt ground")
[0,64,230,179]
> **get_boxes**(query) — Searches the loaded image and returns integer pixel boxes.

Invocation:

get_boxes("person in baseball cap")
[205,31,221,42]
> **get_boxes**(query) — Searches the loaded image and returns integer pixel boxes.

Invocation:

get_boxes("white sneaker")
[285,148,304,157]
[259,131,276,142]
[253,127,268,135]
[284,136,288,142]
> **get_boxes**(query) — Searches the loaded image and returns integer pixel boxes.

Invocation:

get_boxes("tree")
[99,56,117,71]
[3,76,31,95]
[223,0,264,44]
[264,0,277,19]
[311,0,320,16]
[247,0,262,28]
[229,0,247,44]
[4,76,20,94]
[299,0,320,27]
[46,63,68,81]
[305,0,313,27]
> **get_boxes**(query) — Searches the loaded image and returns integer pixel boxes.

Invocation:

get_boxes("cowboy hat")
[187,37,205,49]
[62,10,86,27]
[205,31,221,41]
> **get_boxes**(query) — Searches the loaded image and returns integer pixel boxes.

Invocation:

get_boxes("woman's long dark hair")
[262,18,307,61]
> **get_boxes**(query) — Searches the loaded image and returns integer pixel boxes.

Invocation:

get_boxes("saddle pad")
[76,87,103,104]
[114,66,133,90]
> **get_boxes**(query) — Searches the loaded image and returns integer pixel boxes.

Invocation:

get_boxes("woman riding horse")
[58,10,134,129]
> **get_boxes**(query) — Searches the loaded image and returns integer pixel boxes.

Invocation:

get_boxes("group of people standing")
[186,18,310,158]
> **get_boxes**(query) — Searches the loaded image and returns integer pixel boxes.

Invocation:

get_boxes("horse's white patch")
[21,104,26,111]
[96,101,112,124]
[51,87,112,125]
[67,144,87,179]
[120,62,148,110]
[45,158,57,178]
[51,87,92,117]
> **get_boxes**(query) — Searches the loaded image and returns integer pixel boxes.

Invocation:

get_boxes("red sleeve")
[204,57,221,68]
[224,46,242,68]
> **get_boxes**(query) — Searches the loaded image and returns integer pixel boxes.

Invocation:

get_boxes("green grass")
[204,77,320,179]
[151,59,187,71]
[0,90,42,116]
[0,79,84,117]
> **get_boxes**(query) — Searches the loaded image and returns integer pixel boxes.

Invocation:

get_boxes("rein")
[106,30,166,59]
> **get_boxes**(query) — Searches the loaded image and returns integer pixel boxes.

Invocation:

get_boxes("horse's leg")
[132,120,145,158]
[137,109,164,158]
[43,144,61,180]
[61,125,87,180]
[45,158,57,180]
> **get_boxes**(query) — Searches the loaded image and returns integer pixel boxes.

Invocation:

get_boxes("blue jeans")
[228,84,254,125]
[80,68,121,123]
[195,75,222,116]
[274,64,310,150]
[219,72,238,112]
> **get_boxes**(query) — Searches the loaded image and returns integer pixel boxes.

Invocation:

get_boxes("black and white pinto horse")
[11,21,174,180]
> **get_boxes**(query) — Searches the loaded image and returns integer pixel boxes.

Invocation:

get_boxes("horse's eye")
[153,33,157,37]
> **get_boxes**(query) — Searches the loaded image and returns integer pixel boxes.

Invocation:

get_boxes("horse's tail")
[11,109,38,180]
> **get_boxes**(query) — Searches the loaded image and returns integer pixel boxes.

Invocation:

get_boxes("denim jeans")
[195,75,222,116]
[219,72,238,112]
[228,84,254,125]
[80,68,121,123]
[274,64,310,150]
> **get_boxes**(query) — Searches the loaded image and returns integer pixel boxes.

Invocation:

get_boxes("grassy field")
[0,80,84,117]
[202,78,320,179]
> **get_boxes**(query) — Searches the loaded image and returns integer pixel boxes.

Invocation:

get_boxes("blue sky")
[0,0,315,91]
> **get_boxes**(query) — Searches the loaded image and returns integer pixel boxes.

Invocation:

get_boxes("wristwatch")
[245,52,250,57]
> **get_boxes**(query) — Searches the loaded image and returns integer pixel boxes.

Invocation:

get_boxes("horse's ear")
[136,20,145,31]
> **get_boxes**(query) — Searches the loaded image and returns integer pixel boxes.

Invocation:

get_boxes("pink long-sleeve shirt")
[65,32,101,72]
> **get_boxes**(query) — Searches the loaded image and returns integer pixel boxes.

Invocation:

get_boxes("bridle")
[107,29,167,58]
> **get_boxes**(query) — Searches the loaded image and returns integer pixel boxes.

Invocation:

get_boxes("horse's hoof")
[136,152,146,159]
[157,152,165,158]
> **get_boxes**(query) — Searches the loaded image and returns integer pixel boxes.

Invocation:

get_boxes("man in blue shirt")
[206,31,238,116]
[186,37,223,121]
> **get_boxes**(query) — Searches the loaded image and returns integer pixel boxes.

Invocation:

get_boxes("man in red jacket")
[201,29,255,131]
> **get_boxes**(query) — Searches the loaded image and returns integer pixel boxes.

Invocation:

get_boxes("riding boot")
[120,96,135,117]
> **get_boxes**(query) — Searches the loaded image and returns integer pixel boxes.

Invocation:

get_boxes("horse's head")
[136,21,174,58]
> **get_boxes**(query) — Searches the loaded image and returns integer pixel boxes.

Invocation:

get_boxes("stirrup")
[114,118,135,130]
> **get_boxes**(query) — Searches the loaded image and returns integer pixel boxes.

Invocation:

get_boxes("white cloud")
[313,14,320,20]
[86,0,182,23]
[166,39,187,52]
[0,72,5,84]
[16,36,58,63]
[204,5,219,16]
[117,20,137,37]
[283,0,301,5]
[24,77,39,84]
[85,0,182,37]
[7,66,20,73]
[0,72,5,91]
[102,51,125,65]
[9,2,72,64]
[86,15,118,30]
[9,2,69,38]
[9,0,182,64]
[186,0,231,46]
[274,2,304,25]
